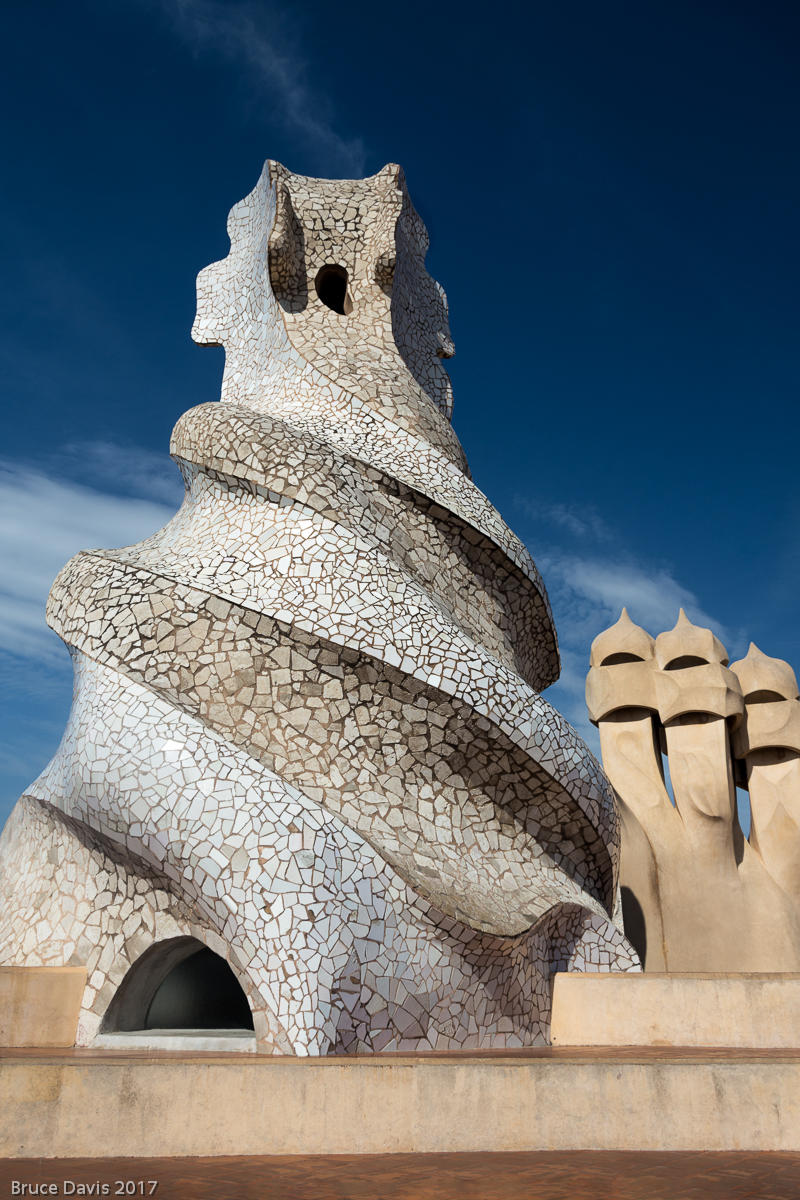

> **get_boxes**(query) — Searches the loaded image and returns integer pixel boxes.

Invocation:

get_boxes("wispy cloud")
[515,496,613,542]
[540,551,732,647]
[0,461,176,662]
[542,552,736,751]
[515,496,742,749]
[56,441,185,507]
[155,0,366,175]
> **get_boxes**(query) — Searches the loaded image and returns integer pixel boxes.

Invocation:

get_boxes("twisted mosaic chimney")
[0,163,638,1053]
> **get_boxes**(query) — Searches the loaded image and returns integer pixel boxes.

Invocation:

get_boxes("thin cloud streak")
[517,496,743,750]
[541,551,733,751]
[515,496,613,542]
[159,0,366,175]
[58,441,185,507]
[0,461,175,661]
[540,552,733,647]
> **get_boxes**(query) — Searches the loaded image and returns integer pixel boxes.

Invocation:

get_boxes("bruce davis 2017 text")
[10,1183,158,1196]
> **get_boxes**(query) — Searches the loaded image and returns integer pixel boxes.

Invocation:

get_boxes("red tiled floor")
[2,1153,800,1200]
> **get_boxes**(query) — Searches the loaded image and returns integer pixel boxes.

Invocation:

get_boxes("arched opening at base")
[146,945,253,1030]
[101,936,254,1033]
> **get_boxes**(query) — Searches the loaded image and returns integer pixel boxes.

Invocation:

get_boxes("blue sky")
[2,0,799,830]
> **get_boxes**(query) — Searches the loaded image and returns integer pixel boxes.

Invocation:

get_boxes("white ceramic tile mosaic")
[0,162,639,1053]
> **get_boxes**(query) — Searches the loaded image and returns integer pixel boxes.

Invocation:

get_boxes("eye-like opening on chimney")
[314,264,352,315]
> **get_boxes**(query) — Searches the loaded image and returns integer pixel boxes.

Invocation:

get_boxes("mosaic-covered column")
[0,162,638,1053]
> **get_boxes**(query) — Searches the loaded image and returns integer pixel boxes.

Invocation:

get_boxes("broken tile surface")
[0,162,639,1054]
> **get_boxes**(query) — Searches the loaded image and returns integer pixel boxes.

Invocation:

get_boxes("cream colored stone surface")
[551,972,800,1047]
[3,1049,800,1155]
[93,1030,257,1052]
[587,609,800,971]
[0,966,86,1047]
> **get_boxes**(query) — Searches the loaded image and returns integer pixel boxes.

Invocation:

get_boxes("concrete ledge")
[3,1046,800,1156]
[94,1030,257,1053]
[551,972,800,1048]
[0,966,86,1047]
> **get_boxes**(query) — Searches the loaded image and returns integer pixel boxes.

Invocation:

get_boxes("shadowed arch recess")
[100,936,254,1032]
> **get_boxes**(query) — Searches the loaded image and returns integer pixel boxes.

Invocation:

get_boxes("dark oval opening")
[601,652,645,666]
[314,264,351,315]
[664,655,708,670]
